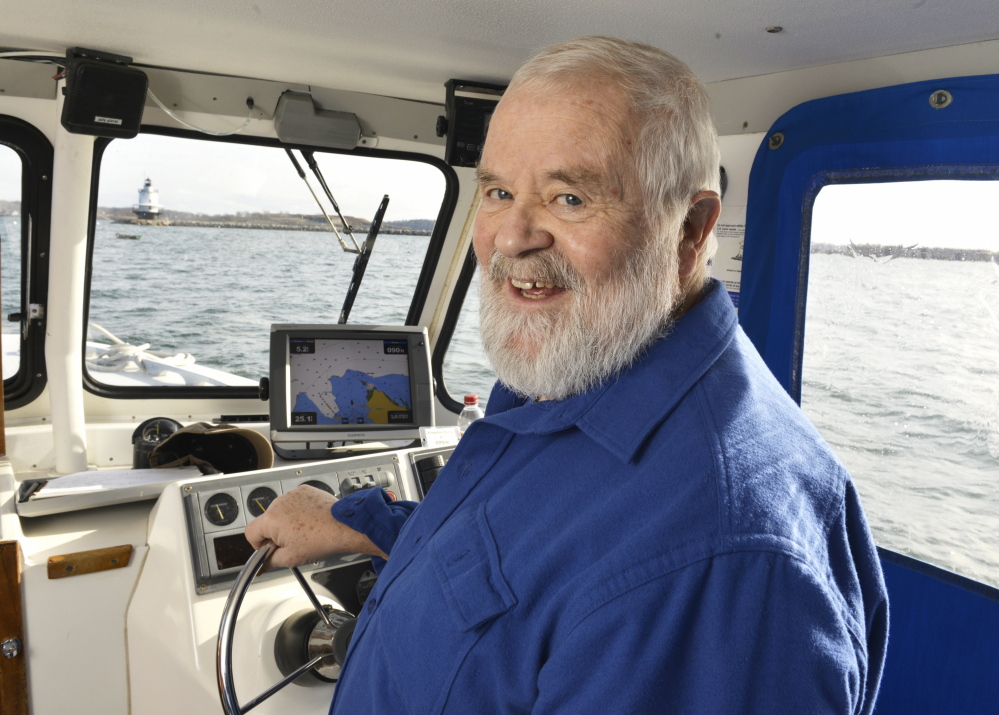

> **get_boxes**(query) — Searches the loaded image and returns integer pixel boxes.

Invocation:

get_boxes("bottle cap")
[463,394,478,406]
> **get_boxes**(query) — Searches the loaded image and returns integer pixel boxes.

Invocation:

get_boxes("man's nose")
[492,199,554,258]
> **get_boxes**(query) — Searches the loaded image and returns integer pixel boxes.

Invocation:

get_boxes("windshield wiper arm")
[283,148,359,254]
[339,194,390,324]
[301,150,363,254]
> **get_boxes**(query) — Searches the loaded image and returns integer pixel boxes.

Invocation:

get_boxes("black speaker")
[60,49,148,139]
[437,79,505,167]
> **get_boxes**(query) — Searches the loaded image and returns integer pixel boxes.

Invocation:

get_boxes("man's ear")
[679,191,722,278]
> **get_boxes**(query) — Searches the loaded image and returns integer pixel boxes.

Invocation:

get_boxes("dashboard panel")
[185,453,401,593]
[183,446,452,594]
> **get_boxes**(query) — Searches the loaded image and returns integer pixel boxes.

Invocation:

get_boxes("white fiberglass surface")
[802,180,999,587]
[89,132,446,387]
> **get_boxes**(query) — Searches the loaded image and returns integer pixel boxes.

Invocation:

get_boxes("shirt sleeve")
[330,488,418,573]
[533,550,871,715]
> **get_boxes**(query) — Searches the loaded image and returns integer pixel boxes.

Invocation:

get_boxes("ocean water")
[802,253,999,588]
[3,216,998,587]
[85,221,433,382]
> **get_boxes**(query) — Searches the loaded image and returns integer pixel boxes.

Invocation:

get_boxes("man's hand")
[244,485,388,569]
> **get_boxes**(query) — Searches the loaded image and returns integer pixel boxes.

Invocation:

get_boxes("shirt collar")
[482,279,738,462]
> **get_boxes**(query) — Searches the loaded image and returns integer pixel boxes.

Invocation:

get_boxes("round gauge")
[141,418,180,445]
[304,480,335,495]
[204,492,239,527]
[247,486,278,517]
[131,416,183,469]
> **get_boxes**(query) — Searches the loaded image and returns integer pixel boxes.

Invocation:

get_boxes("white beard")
[479,237,683,400]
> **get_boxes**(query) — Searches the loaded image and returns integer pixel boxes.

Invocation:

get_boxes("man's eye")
[556,194,583,206]
[487,188,513,200]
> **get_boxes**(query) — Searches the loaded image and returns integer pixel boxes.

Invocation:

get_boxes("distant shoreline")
[109,217,432,236]
[812,242,998,262]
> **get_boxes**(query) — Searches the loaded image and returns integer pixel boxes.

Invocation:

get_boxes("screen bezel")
[269,324,434,445]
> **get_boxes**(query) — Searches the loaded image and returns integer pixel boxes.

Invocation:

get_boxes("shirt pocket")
[430,501,518,630]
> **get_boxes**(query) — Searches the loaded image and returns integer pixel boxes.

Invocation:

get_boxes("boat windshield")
[88,132,448,390]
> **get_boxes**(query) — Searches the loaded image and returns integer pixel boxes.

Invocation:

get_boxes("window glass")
[442,269,496,408]
[1,145,22,381]
[802,180,999,587]
[90,133,446,388]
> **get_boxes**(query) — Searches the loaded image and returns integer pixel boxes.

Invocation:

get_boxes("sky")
[2,141,999,251]
[0,134,448,224]
[812,181,999,251]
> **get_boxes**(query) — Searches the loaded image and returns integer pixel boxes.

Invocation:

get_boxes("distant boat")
[116,233,141,240]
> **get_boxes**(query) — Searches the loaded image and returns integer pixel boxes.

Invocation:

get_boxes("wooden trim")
[0,541,28,715]
[47,544,133,580]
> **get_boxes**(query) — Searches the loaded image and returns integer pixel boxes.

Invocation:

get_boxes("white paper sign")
[420,426,461,448]
[712,204,746,310]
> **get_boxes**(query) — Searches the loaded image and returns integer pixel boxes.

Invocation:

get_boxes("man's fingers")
[244,512,269,549]
[254,538,277,573]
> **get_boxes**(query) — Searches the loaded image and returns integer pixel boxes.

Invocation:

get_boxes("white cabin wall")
[707,37,999,136]
[0,478,152,715]
[708,133,765,300]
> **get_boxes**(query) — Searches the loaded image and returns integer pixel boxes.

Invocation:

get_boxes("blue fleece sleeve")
[533,550,872,714]
[330,488,418,573]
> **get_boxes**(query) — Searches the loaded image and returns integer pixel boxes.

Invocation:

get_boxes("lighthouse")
[132,178,162,220]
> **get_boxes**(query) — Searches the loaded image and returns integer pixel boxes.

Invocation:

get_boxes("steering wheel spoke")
[217,545,357,715]
[239,654,323,714]
[291,566,336,628]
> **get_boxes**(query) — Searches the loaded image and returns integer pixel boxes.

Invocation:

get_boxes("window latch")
[8,304,45,340]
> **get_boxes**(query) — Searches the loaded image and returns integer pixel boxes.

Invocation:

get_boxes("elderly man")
[247,36,888,714]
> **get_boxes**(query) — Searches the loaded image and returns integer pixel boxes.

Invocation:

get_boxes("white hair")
[507,36,721,294]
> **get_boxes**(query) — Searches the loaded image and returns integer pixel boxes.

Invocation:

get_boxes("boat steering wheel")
[217,544,355,715]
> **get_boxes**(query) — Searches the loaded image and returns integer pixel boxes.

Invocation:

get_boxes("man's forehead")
[481,85,635,165]
[501,76,635,119]
[475,164,611,191]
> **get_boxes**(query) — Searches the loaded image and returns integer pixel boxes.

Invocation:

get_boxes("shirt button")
[367,598,377,613]
[354,496,365,504]
[342,509,355,517]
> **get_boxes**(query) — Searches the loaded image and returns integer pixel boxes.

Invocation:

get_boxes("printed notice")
[711,205,745,310]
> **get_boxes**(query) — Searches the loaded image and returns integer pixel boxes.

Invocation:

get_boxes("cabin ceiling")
[2,0,999,103]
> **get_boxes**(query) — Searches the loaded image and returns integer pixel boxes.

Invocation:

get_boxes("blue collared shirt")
[330,279,888,714]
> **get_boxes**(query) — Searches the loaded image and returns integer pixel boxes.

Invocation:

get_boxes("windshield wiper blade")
[339,194,390,324]
[283,148,359,254]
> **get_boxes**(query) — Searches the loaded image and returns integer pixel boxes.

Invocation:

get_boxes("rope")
[86,323,196,373]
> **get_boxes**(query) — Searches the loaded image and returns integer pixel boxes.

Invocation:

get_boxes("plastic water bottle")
[457,394,484,436]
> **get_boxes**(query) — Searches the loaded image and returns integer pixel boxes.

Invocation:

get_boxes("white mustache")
[485,249,586,294]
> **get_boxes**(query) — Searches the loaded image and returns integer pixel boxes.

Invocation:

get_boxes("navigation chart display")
[288,338,413,426]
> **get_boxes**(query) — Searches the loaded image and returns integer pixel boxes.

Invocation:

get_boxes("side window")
[441,268,496,407]
[802,180,999,587]
[0,145,20,381]
[88,132,448,391]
